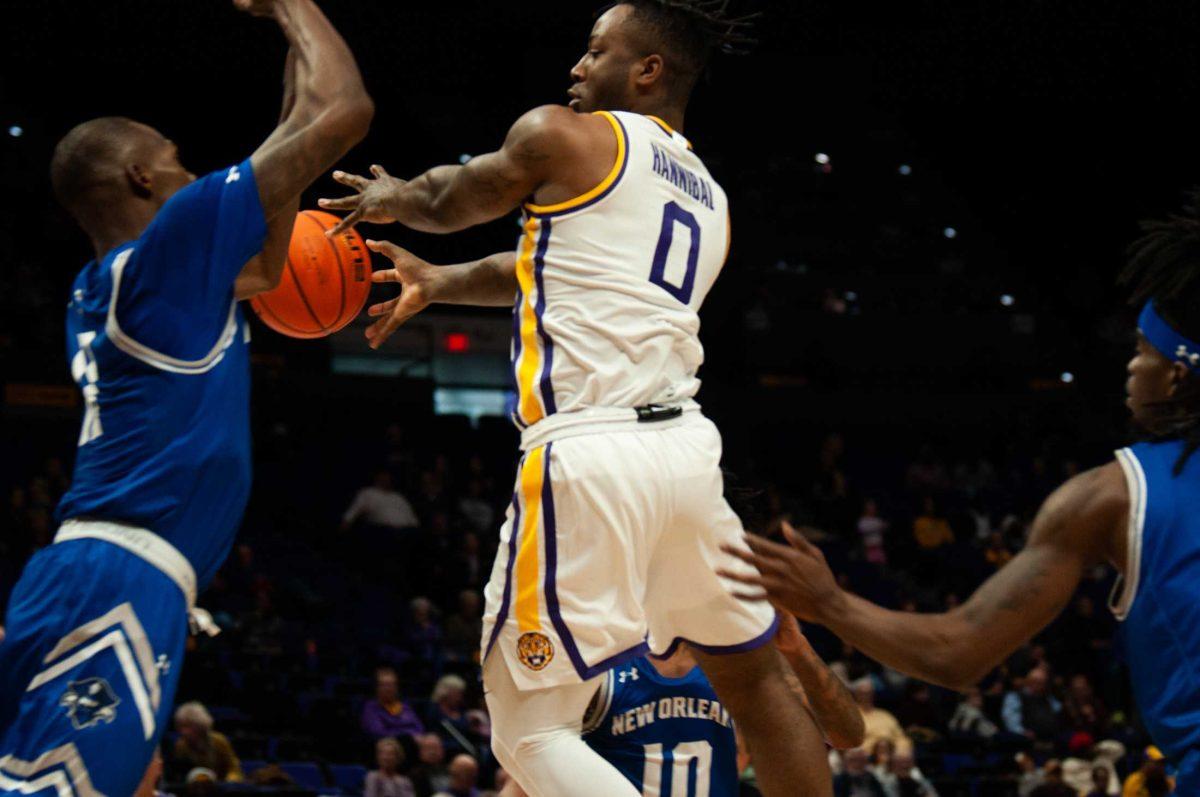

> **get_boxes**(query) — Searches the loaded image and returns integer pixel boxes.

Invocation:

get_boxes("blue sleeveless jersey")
[583,656,738,797]
[55,159,266,590]
[1113,440,1200,791]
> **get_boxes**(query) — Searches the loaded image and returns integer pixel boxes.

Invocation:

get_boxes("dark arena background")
[3,1,1200,795]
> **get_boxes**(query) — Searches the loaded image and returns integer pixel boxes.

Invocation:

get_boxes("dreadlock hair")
[1121,190,1200,472]
[613,0,759,101]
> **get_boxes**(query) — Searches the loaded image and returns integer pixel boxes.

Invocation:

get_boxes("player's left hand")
[718,522,842,624]
[361,239,441,349]
[318,165,406,236]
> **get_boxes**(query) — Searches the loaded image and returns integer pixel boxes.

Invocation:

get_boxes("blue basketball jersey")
[583,656,738,797]
[55,158,267,590]
[1112,440,1200,791]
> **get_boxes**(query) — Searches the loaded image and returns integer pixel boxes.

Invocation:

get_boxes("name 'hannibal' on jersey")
[509,111,729,429]
[584,656,740,797]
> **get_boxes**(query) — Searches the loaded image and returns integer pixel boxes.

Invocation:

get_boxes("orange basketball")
[250,210,370,339]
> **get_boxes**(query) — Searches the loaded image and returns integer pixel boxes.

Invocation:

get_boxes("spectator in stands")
[362,666,426,742]
[948,687,998,740]
[1064,673,1109,737]
[984,531,1012,570]
[877,750,938,797]
[444,590,483,661]
[1002,667,1062,741]
[366,737,417,797]
[1122,746,1175,796]
[436,754,481,797]
[1017,753,1043,797]
[457,479,494,534]
[857,499,888,565]
[341,470,420,533]
[404,596,444,663]
[833,747,887,797]
[1030,760,1076,797]
[1085,765,1112,797]
[894,682,943,744]
[912,496,954,550]
[853,679,912,755]
[427,675,472,753]
[869,738,895,781]
[171,702,243,782]
[409,733,451,796]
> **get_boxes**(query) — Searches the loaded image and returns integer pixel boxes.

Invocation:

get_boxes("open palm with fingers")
[318,165,406,236]
[718,522,842,622]
[362,239,441,349]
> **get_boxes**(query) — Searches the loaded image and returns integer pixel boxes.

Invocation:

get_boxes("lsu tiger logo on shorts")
[517,631,555,671]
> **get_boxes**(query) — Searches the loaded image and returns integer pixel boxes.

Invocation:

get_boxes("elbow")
[336,92,374,143]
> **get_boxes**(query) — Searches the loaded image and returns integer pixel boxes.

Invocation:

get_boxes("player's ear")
[636,54,665,90]
[125,163,153,199]
[1167,361,1191,397]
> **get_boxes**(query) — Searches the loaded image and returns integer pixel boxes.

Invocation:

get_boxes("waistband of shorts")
[55,518,197,610]
[519,400,702,451]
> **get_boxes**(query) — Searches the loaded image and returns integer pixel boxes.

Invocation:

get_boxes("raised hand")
[318,165,406,236]
[718,522,841,623]
[362,239,442,349]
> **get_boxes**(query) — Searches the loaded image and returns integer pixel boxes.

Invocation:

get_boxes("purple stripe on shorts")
[484,489,521,660]
[652,613,781,661]
[532,220,556,417]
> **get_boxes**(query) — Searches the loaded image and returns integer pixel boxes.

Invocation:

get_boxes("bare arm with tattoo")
[721,464,1128,691]
[774,612,865,749]
[317,105,616,236]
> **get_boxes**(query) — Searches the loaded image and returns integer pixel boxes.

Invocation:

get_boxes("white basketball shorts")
[481,411,778,691]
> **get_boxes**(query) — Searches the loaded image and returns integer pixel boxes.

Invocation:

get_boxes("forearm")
[428,251,518,307]
[782,646,864,749]
[390,165,493,234]
[819,592,983,690]
[273,0,370,117]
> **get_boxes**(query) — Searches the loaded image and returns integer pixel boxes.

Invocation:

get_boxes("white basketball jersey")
[509,110,730,430]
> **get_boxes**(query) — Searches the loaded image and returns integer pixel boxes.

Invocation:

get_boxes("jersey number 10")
[649,201,701,305]
[641,740,713,797]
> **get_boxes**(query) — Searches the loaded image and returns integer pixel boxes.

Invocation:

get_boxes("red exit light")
[444,332,470,353]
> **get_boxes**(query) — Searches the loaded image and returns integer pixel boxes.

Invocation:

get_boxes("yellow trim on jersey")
[514,446,547,632]
[524,111,627,215]
[646,114,693,150]
[514,217,545,426]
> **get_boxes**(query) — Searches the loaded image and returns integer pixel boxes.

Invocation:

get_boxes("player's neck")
[88,204,158,261]
[630,100,685,135]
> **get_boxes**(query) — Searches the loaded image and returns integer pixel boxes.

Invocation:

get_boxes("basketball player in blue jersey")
[0,1,372,793]
[500,613,862,797]
[721,198,1200,793]
[320,2,834,795]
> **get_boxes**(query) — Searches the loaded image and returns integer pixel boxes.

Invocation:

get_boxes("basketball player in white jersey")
[319,3,832,795]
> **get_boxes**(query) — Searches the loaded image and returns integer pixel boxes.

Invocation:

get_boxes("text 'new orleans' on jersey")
[509,111,731,429]
[583,656,739,797]
[56,159,267,589]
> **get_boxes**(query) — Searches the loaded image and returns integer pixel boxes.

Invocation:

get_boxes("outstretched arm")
[774,613,865,749]
[318,105,588,235]
[360,242,517,348]
[721,464,1127,691]
[233,0,373,297]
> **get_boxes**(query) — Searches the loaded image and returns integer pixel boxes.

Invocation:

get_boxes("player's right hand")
[362,239,439,350]
[319,165,405,236]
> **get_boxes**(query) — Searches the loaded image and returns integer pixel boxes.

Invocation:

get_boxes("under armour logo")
[618,667,640,684]
[225,165,241,184]
[1176,344,1200,367]
[156,655,171,675]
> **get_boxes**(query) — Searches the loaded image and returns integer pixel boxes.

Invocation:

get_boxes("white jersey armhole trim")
[106,247,240,375]
[581,669,614,735]
[1109,447,1147,621]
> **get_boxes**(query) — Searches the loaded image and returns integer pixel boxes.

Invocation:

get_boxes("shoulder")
[1032,462,1127,564]
[506,106,612,157]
